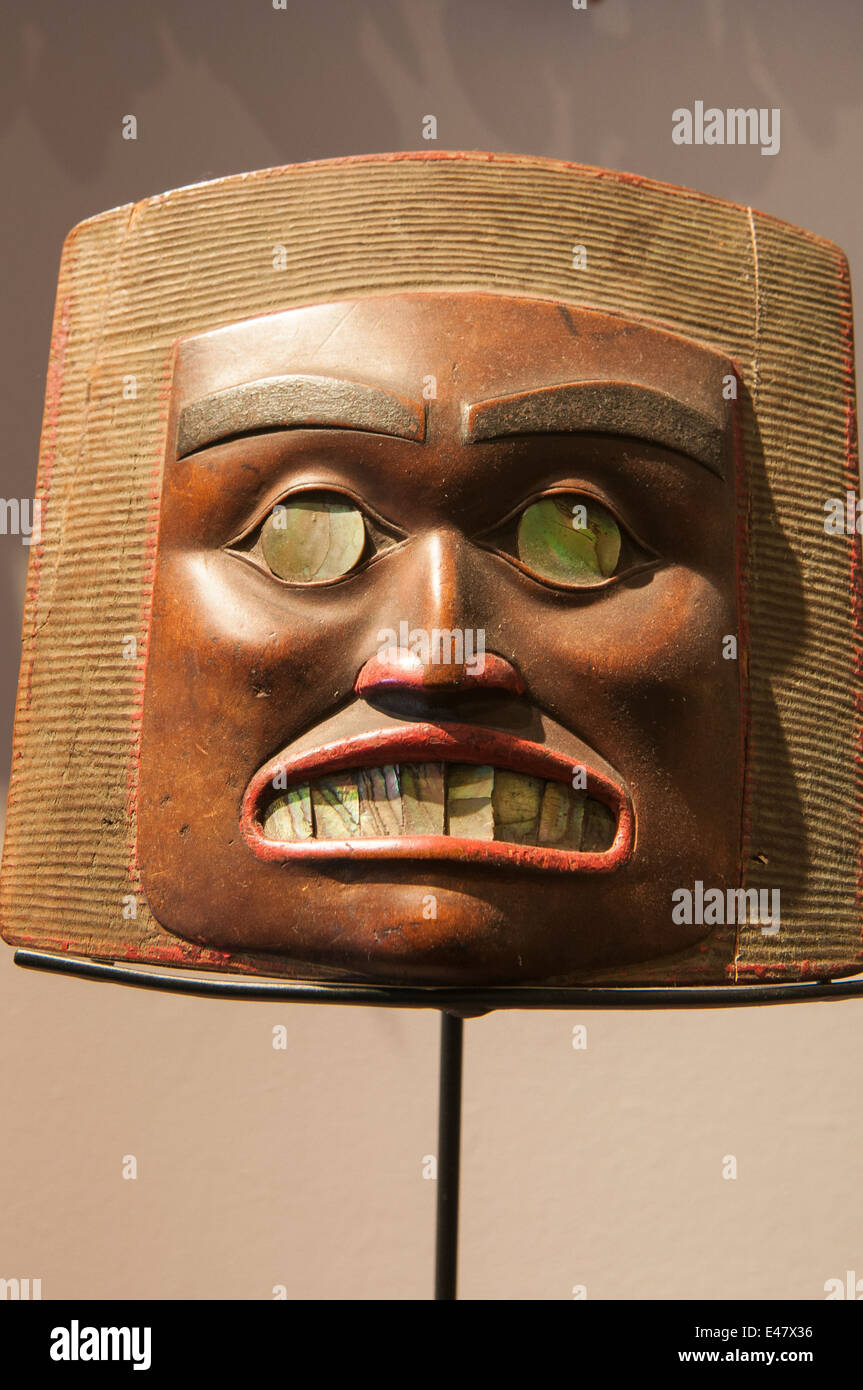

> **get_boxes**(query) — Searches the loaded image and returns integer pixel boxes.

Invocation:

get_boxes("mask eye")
[481,492,651,589]
[228,488,399,585]
[260,493,367,582]
[517,495,621,585]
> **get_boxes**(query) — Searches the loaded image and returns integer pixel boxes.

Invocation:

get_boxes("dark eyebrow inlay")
[176,374,425,458]
[465,382,728,478]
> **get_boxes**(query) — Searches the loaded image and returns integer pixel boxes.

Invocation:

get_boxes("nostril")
[356,647,424,695]
[355,648,525,700]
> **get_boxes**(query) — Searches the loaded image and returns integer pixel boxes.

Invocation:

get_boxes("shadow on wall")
[438,0,860,191]
[735,381,809,921]
[0,0,859,189]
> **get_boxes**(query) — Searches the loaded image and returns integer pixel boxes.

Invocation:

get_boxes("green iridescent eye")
[260,494,367,582]
[516,495,622,586]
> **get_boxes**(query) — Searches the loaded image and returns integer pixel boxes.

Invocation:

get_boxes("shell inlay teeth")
[260,762,616,851]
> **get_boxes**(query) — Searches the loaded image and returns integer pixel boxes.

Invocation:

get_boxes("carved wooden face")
[137,292,742,983]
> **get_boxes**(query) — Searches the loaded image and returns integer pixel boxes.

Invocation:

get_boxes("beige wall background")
[1,0,861,1300]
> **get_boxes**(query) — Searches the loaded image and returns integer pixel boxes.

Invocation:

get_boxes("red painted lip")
[240,724,634,874]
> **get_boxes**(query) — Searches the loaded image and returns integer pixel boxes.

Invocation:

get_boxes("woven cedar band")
[0,152,859,985]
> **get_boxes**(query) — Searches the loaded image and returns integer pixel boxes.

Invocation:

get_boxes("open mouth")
[241,724,633,873]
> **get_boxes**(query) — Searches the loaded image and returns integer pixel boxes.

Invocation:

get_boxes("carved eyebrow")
[176,374,425,458]
[464,382,729,478]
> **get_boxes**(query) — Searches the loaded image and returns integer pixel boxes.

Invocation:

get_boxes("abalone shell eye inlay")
[516,495,621,585]
[260,494,366,582]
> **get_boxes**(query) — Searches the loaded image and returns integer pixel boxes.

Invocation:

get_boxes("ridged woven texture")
[0,152,860,983]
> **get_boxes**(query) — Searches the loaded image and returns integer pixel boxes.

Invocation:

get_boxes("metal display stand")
[14,949,863,1300]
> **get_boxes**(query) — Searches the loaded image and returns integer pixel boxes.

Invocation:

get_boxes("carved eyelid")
[478,485,634,539]
[224,485,408,588]
[225,484,405,550]
[232,482,628,549]
[476,487,659,591]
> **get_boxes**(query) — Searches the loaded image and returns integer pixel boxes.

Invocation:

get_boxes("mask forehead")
[166,293,738,530]
[171,292,735,424]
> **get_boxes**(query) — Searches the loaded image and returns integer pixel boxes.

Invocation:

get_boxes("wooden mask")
[1,153,859,988]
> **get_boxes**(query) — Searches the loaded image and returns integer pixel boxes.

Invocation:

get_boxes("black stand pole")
[14,950,863,1301]
[434,1011,463,1301]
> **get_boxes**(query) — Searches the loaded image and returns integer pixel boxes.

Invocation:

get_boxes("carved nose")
[358,527,524,717]
[357,646,524,697]
[356,645,525,721]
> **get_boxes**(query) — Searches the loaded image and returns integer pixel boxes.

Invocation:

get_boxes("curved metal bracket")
[13,949,863,1011]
